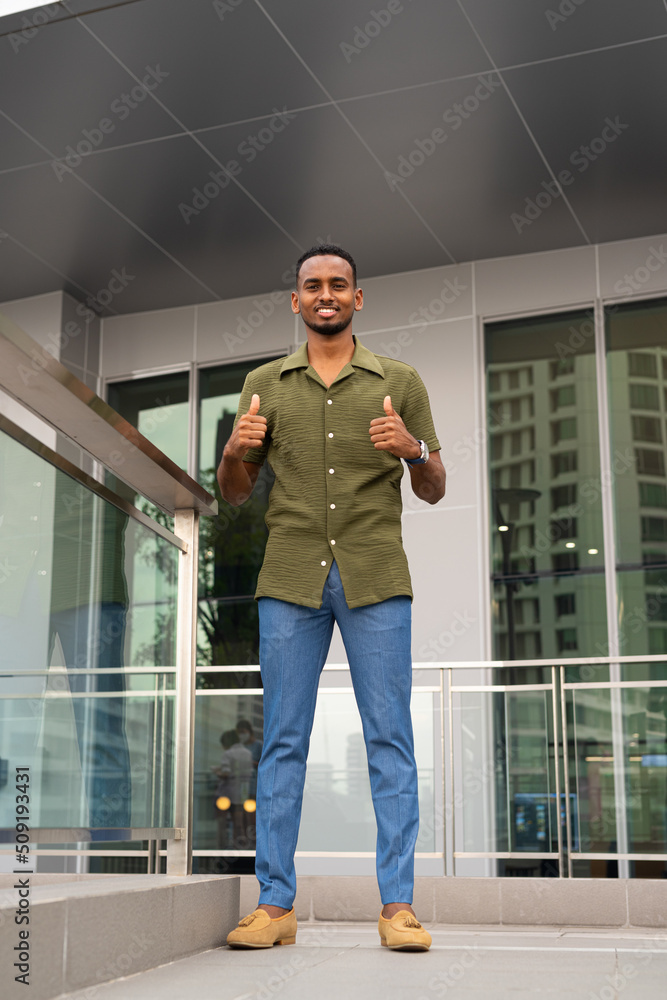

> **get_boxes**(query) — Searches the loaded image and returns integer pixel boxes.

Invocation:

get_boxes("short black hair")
[236,719,253,734]
[295,244,357,288]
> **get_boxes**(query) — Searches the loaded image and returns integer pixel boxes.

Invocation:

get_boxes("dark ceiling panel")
[261,0,492,100]
[0,232,64,302]
[0,115,48,171]
[0,160,218,312]
[0,1,665,314]
[199,104,450,280]
[69,133,304,299]
[504,37,667,244]
[462,0,667,66]
[343,72,588,261]
[0,15,181,158]
[0,2,69,37]
[79,0,326,132]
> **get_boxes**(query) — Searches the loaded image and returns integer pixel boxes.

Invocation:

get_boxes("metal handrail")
[0,311,217,517]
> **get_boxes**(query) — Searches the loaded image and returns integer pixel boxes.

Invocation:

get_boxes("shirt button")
[329,468,334,474]
[321,560,326,566]
[327,399,333,405]
[330,503,336,509]
[328,432,334,438]
[331,539,336,546]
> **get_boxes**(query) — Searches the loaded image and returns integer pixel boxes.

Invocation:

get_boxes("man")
[218,245,446,951]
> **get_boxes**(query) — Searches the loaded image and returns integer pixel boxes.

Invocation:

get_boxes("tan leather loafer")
[227,907,297,948]
[378,910,432,951]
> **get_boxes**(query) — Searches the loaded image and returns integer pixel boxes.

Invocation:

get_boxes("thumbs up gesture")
[369,395,421,460]
[224,393,267,460]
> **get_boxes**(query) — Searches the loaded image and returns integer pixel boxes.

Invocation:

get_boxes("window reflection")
[486,311,607,660]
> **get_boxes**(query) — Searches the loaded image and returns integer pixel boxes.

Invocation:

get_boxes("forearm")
[217,452,255,506]
[408,458,446,504]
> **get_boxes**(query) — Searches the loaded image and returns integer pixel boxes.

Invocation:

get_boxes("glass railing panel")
[622,686,667,855]
[568,687,616,855]
[0,429,179,835]
[191,687,436,855]
[457,688,559,864]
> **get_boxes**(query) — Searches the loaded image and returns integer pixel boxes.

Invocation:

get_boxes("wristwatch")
[405,439,429,465]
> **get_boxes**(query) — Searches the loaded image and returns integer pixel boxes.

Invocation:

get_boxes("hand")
[224,393,267,460]
[369,396,421,460]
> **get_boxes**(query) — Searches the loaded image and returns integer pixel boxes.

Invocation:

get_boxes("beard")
[302,311,352,336]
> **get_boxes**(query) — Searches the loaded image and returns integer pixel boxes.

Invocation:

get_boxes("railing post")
[168,508,199,875]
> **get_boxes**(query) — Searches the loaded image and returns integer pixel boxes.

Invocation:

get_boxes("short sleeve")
[233,373,269,466]
[400,369,441,453]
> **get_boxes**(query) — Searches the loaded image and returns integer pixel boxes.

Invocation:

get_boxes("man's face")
[292,255,363,336]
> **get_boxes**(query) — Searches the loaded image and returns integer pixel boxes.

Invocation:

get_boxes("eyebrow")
[303,275,350,284]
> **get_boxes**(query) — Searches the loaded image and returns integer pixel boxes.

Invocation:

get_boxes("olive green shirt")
[235,337,440,609]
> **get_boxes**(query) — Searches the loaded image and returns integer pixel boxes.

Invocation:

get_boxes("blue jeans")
[256,561,418,908]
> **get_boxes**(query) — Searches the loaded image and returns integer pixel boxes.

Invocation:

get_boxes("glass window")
[197,359,282,672]
[628,352,658,377]
[551,484,577,510]
[639,482,667,508]
[556,628,578,652]
[550,357,574,378]
[630,383,659,409]
[107,372,190,471]
[551,418,577,444]
[486,310,606,660]
[635,449,665,477]
[641,517,667,542]
[106,372,190,527]
[551,385,576,410]
[551,451,578,477]
[555,594,576,617]
[632,415,662,443]
[607,299,667,655]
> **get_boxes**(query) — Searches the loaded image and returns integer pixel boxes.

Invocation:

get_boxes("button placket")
[325,392,337,562]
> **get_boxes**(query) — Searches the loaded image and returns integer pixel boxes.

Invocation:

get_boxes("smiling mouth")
[316,308,337,316]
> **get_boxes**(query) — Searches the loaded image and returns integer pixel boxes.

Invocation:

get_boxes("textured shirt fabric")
[234,337,440,609]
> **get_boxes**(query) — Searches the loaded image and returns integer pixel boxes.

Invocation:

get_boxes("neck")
[306,329,355,367]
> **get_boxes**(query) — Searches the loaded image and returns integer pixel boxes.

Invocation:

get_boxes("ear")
[291,290,300,314]
[354,287,363,311]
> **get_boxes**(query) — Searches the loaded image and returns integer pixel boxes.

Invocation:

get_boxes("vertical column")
[594,299,629,876]
[167,509,199,875]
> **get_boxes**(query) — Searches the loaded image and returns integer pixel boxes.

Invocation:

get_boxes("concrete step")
[239,874,667,928]
[0,873,239,1000]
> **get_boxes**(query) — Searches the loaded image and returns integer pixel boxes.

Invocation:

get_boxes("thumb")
[383,395,394,416]
[248,393,260,415]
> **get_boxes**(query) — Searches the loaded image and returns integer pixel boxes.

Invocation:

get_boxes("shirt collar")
[280,336,385,378]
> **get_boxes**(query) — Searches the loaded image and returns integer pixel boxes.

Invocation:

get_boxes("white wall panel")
[196,292,295,364]
[354,262,473,336]
[598,233,667,300]
[101,305,196,377]
[475,245,596,318]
